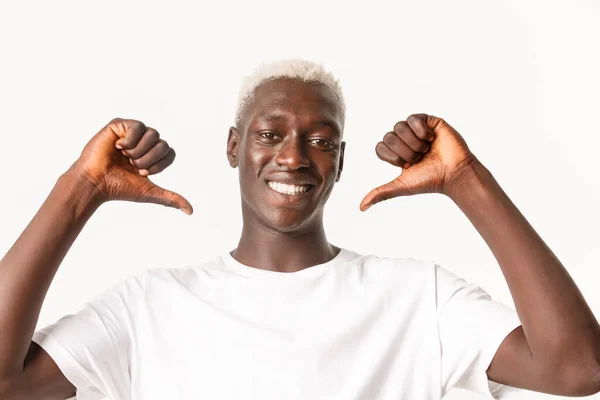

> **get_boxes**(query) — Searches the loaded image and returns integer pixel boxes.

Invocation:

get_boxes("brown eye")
[260,132,276,140]
[310,139,335,149]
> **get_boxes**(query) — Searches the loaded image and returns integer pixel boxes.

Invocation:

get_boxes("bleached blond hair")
[235,59,346,128]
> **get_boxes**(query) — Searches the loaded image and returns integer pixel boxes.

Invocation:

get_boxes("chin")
[263,209,318,234]
[240,191,323,234]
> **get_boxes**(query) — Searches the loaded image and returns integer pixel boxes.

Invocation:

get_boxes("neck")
[232,216,339,273]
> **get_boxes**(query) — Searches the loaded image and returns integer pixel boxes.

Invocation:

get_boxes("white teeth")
[268,181,311,195]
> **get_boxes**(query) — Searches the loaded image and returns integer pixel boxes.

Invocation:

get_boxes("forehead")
[243,78,343,130]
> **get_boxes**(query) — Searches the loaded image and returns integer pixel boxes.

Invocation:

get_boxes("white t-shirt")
[33,249,521,400]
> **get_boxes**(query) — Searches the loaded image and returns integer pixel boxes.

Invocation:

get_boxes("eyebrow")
[315,120,341,136]
[256,112,286,123]
[255,112,341,135]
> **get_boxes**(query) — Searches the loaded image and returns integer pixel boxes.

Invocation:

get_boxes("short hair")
[235,59,346,129]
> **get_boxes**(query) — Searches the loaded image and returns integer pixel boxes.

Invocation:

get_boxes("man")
[0,59,599,399]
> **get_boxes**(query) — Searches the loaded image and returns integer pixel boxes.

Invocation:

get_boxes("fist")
[360,114,475,211]
[73,118,193,214]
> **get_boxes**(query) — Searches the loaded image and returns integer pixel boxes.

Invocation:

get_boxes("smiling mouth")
[267,181,314,195]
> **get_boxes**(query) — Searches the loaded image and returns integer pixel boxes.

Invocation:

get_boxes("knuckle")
[165,150,175,164]
[407,115,427,134]
[406,114,422,125]
[383,132,396,145]
[164,152,175,165]
[109,117,122,125]
[146,128,160,140]
[393,121,409,133]
[156,140,169,152]
[129,120,145,132]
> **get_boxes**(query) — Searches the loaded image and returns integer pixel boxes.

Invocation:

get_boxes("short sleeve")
[435,264,522,398]
[32,270,146,400]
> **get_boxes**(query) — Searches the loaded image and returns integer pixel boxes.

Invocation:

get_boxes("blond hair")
[235,59,346,127]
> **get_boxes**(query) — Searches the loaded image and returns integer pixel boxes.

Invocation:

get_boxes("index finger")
[113,119,147,149]
[406,114,435,142]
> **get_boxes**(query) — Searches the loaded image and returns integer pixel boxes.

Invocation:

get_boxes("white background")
[1,1,599,399]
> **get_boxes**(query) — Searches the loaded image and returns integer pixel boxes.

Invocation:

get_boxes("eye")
[260,132,276,140]
[309,139,335,149]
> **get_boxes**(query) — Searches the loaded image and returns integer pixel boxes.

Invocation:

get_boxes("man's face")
[227,78,345,233]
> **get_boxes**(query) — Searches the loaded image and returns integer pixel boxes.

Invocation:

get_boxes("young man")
[0,60,599,399]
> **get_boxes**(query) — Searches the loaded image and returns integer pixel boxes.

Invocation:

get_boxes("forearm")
[0,164,103,378]
[447,158,600,362]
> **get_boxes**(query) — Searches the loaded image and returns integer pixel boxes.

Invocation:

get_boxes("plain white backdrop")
[1,1,599,399]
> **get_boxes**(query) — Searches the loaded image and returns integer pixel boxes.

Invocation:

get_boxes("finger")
[123,128,160,159]
[142,183,194,215]
[114,120,147,149]
[131,140,170,170]
[405,114,435,142]
[395,119,431,152]
[143,148,176,176]
[360,179,407,212]
[382,131,420,164]
[375,141,407,168]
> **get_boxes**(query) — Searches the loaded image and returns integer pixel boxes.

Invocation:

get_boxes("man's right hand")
[73,118,193,215]
[0,118,193,400]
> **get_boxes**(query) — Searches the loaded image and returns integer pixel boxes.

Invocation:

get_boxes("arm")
[0,119,192,399]
[447,157,600,396]
[0,167,101,399]
[360,113,600,396]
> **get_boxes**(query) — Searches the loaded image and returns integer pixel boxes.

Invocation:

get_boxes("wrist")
[58,163,106,213]
[443,155,492,200]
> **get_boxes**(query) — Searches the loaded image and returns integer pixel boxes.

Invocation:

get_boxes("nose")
[275,137,311,170]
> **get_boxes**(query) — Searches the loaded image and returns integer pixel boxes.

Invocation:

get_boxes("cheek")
[239,147,272,190]
[316,154,340,181]
[245,149,271,170]
[242,140,271,166]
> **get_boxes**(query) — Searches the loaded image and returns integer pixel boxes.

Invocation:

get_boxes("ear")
[336,141,345,182]
[227,126,240,168]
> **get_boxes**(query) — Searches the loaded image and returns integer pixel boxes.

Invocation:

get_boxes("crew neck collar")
[222,248,355,277]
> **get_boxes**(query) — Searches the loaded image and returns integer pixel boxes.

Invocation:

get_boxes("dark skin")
[0,119,192,399]
[0,78,599,399]
[227,79,345,272]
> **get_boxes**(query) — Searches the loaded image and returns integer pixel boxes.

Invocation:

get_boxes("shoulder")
[143,256,229,287]
[343,249,437,291]
[348,249,434,274]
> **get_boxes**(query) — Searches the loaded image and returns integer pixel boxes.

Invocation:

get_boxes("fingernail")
[404,162,411,168]
[115,144,123,149]
[139,169,149,176]
[181,208,192,215]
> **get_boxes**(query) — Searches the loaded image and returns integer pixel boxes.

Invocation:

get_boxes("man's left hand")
[360,113,476,211]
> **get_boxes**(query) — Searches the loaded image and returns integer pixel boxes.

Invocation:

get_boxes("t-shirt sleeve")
[32,270,146,400]
[435,264,522,398]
